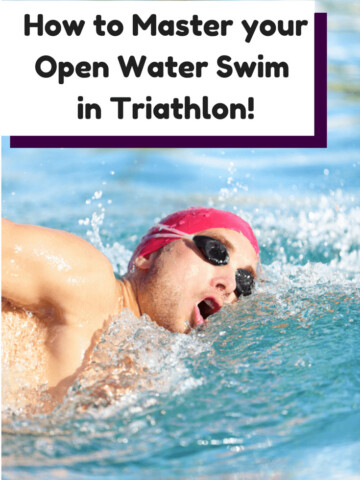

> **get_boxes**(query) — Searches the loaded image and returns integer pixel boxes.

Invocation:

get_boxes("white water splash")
[57,310,208,418]
[79,192,132,275]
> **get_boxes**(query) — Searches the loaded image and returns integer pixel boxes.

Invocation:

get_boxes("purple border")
[10,13,327,149]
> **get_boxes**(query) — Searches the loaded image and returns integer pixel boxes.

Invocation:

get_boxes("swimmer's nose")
[210,267,237,297]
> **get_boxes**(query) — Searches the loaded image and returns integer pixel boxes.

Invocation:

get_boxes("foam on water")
[59,311,207,417]
[2,309,208,428]
[3,267,359,478]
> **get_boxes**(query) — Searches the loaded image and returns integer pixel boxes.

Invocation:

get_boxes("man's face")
[134,228,258,334]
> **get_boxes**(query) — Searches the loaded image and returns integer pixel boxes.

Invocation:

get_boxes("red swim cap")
[128,207,259,270]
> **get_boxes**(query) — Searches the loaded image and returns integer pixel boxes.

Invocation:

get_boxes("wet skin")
[2,220,258,406]
[131,228,258,334]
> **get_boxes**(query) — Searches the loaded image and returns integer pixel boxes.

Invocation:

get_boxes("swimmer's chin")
[145,314,190,335]
[146,313,201,335]
[183,318,205,335]
[164,320,193,335]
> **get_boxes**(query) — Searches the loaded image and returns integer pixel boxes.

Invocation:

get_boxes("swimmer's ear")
[134,254,155,271]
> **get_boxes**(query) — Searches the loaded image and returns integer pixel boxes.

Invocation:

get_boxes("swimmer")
[1,207,259,409]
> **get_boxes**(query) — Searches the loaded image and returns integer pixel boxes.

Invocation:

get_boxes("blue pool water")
[2,0,360,478]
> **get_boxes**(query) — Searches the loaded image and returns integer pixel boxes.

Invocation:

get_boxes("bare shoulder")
[2,219,119,328]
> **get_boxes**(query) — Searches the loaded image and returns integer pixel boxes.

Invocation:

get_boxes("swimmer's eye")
[192,236,255,297]
[235,269,255,297]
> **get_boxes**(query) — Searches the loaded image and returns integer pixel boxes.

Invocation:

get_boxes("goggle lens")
[193,235,229,265]
[235,269,255,297]
[193,235,255,297]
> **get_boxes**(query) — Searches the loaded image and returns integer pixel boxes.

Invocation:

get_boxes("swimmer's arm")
[1,218,119,328]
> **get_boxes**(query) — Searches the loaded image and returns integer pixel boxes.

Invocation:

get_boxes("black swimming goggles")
[150,224,255,298]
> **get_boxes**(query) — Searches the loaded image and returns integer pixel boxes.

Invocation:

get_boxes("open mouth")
[193,297,221,327]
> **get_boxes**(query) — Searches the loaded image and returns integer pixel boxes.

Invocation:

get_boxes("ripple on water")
[2,257,359,479]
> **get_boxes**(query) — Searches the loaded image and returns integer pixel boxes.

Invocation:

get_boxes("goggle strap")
[149,223,194,240]
[147,233,185,239]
